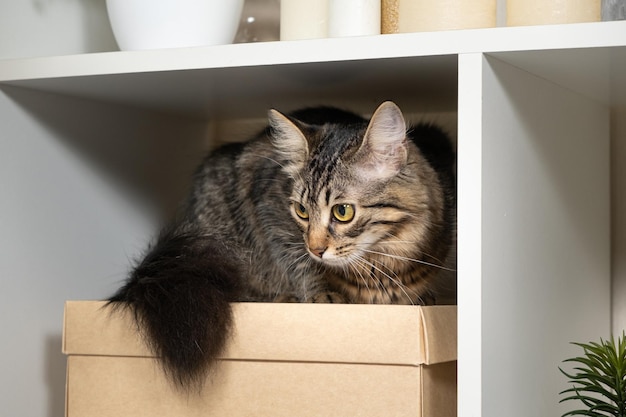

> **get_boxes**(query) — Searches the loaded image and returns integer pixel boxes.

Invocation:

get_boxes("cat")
[108,101,456,389]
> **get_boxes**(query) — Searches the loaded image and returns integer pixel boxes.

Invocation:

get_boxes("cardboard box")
[63,301,457,417]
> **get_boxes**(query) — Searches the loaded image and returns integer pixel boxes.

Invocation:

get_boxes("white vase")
[106,0,244,51]
[328,0,381,37]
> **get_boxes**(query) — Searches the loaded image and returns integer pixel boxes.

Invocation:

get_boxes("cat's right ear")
[354,101,408,181]
[268,109,310,178]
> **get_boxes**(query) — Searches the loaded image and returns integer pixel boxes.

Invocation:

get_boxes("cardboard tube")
[328,0,381,37]
[382,0,400,34]
[507,0,601,26]
[280,0,328,40]
[398,0,496,32]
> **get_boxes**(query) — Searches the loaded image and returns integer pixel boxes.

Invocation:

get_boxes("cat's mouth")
[306,246,357,268]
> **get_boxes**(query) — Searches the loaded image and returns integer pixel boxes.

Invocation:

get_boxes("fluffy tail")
[108,228,241,389]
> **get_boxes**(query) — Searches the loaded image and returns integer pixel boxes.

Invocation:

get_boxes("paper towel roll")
[398,0,496,32]
[507,0,601,26]
[328,0,381,37]
[280,0,328,40]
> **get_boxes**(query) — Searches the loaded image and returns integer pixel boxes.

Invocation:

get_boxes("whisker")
[359,247,456,272]
[249,153,308,185]
[366,240,415,245]
[282,241,305,247]
[287,252,310,270]
[249,153,286,170]
[354,255,416,305]
[381,231,451,266]
[347,260,374,303]
[365,253,429,305]
[352,257,393,303]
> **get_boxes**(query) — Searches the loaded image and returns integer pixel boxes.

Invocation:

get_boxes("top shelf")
[2,21,625,79]
[0,21,625,118]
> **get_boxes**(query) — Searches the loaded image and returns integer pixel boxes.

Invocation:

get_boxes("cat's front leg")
[309,291,346,303]
[272,293,300,303]
[273,272,347,303]
[272,291,346,303]
[304,272,348,303]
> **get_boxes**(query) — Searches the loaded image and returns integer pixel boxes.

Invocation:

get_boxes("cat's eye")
[332,204,355,223]
[294,202,309,220]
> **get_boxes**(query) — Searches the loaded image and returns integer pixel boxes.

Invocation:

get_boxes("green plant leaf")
[560,333,626,417]
[562,409,611,417]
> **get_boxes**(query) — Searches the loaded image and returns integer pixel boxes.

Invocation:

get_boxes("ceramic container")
[106,0,244,50]
[280,0,329,40]
[328,0,381,37]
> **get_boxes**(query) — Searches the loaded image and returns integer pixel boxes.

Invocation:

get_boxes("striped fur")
[109,101,456,389]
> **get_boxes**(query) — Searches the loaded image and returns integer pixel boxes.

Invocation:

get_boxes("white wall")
[480,55,611,417]
[610,48,626,335]
[0,86,212,417]
[611,49,626,335]
[612,105,626,335]
[0,0,117,59]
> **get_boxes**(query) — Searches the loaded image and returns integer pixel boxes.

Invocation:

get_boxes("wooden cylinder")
[382,0,400,34]
[507,0,601,26]
[280,0,328,40]
[397,0,497,32]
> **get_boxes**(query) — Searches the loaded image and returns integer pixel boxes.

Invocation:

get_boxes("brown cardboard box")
[63,301,457,417]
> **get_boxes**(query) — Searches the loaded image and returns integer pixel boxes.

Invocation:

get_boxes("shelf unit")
[1,20,625,417]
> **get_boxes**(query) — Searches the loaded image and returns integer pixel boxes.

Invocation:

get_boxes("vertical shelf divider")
[462,54,612,417]
[457,52,486,417]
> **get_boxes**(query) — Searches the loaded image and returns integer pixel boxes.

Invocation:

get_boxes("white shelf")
[0,21,624,117]
[0,54,458,118]
[1,21,625,80]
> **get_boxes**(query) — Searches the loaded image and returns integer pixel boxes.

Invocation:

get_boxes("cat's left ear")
[355,101,408,181]
[268,109,310,178]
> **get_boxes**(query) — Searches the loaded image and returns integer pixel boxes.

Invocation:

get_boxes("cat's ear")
[268,109,309,178]
[354,101,408,181]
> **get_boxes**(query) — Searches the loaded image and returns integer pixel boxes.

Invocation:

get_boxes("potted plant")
[559,332,626,417]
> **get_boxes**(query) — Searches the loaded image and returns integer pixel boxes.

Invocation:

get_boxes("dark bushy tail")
[108,228,241,389]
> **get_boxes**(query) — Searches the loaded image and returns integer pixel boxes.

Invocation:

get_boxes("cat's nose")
[310,246,327,258]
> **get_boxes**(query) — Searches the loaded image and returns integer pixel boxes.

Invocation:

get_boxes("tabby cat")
[109,101,456,389]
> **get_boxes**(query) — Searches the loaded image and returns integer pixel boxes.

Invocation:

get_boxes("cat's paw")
[273,291,346,303]
[273,294,299,303]
[311,291,346,303]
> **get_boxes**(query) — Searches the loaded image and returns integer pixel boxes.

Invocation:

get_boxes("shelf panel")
[1,21,625,81]
[457,52,612,417]
[480,55,611,417]
[491,46,626,105]
[1,21,625,117]
[0,55,458,118]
